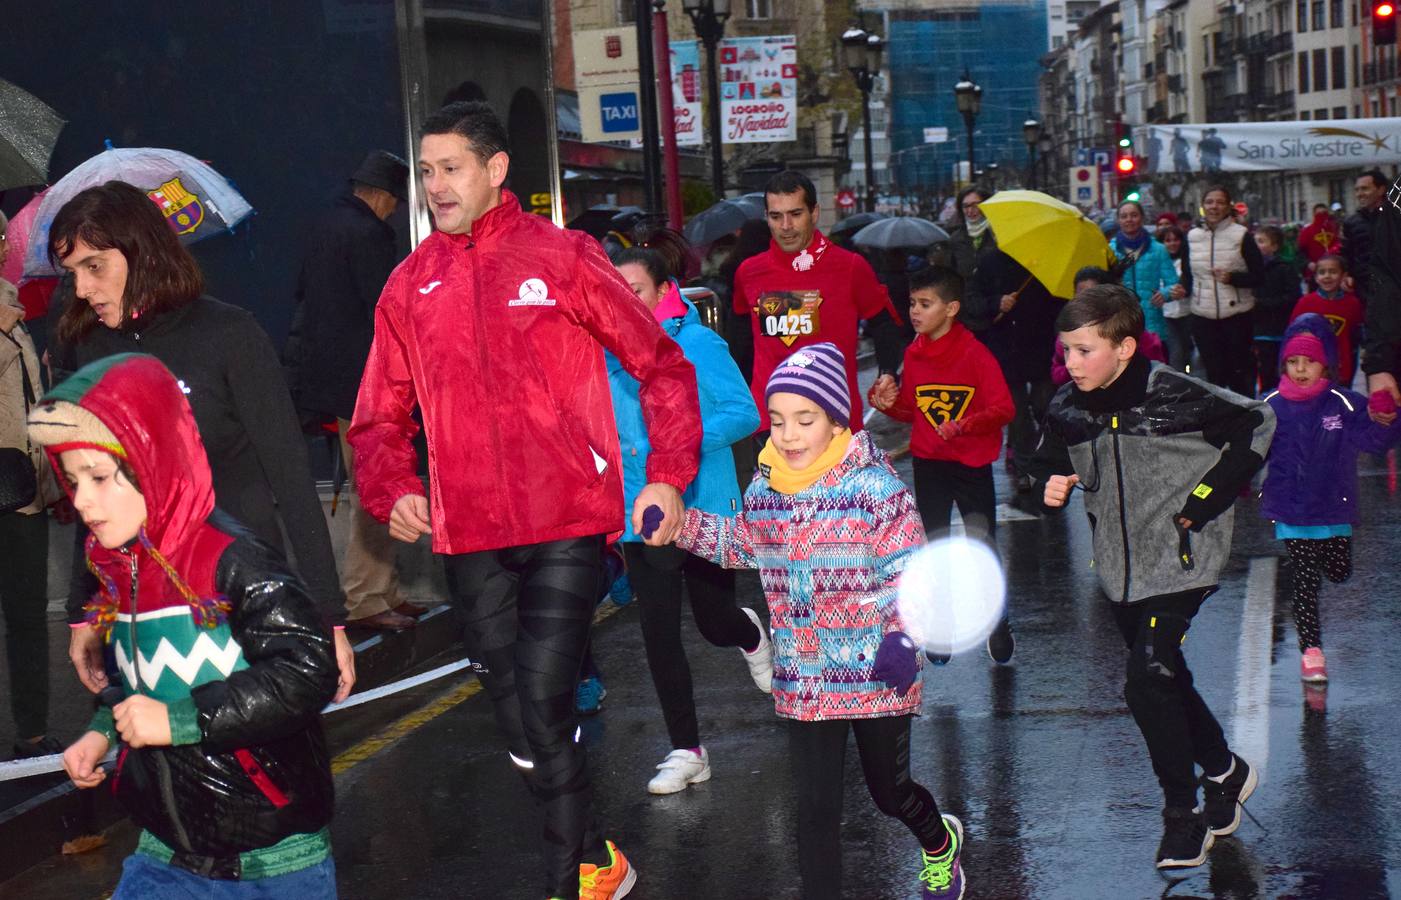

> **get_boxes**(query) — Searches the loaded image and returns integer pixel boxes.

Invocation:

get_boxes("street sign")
[923,127,949,144]
[1091,148,1110,170]
[599,91,640,134]
[1074,148,1089,166]
[573,26,642,143]
[836,189,857,210]
[1069,166,1098,207]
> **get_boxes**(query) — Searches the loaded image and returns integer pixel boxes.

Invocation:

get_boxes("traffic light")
[1376,2,1397,45]
[1116,155,1137,176]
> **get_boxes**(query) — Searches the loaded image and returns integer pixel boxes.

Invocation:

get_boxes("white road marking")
[1231,557,1277,778]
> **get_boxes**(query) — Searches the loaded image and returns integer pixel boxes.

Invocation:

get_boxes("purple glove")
[640,504,665,540]
[872,631,919,696]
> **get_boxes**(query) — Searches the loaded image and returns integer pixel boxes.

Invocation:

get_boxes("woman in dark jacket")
[930,186,994,283]
[48,181,354,702]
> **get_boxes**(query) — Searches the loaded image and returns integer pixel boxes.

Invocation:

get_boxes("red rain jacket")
[349,193,701,555]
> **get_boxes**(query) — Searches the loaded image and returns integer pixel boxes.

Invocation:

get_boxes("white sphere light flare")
[896,536,1007,656]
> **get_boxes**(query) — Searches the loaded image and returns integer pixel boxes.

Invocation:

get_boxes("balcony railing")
[1365,58,1399,85]
[1267,32,1292,55]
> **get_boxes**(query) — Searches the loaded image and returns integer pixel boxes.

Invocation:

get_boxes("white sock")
[1206,757,1236,784]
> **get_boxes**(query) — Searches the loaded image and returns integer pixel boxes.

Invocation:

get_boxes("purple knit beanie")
[765,342,850,427]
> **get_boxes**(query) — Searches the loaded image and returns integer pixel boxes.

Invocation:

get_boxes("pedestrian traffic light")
[1376,2,1397,45]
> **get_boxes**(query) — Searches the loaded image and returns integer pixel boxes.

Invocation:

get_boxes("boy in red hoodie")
[1290,254,1364,387]
[870,266,1016,663]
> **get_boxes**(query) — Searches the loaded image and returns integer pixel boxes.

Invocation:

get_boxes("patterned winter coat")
[677,430,926,722]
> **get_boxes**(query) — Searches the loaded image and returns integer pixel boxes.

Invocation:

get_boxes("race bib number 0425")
[756,290,823,347]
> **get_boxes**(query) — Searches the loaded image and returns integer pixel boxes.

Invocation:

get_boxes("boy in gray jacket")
[1034,284,1275,872]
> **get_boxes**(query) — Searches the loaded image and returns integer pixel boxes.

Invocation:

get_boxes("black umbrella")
[829,212,888,240]
[683,198,762,245]
[566,204,622,237]
[851,216,950,250]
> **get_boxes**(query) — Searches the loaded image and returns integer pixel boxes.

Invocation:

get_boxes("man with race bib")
[733,171,905,431]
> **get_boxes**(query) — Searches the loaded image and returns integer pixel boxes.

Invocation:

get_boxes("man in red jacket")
[733,171,904,432]
[349,101,701,900]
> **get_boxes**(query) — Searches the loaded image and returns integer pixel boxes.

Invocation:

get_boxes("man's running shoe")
[925,650,952,666]
[580,839,636,899]
[647,747,711,794]
[739,607,774,693]
[1155,807,1213,869]
[1300,647,1328,682]
[575,676,607,715]
[1200,754,1257,836]
[918,814,965,899]
[986,619,1014,664]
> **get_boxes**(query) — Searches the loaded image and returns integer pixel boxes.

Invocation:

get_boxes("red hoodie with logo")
[733,231,894,431]
[883,322,1014,467]
[350,192,701,555]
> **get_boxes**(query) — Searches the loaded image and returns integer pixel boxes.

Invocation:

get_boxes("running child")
[1034,285,1275,871]
[673,343,966,899]
[32,354,337,897]
[1251,225,1303,394]
[1260,314,1401,683]
[868,265,1016,663]
[1290,254,1363,388]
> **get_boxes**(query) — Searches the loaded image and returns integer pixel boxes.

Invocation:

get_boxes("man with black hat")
[285,150,419,631]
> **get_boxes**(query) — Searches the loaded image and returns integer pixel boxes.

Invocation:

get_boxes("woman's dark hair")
[49,181,204,344]
[1056,283,1144,343]
[1257,224,1285,248]
[956,186,989,227]
[611,246,669,289]
[1156,224,1184,245]
[1117,200,1145,218]
[634,226,697,282]
[1074,266,1117,288]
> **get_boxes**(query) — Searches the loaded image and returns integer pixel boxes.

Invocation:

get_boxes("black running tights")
[1284,536,1352,651]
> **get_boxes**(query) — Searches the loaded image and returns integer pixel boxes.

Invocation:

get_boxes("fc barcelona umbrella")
[22,145,254,277]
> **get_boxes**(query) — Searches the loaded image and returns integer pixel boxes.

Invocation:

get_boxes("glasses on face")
[961,203,980,211]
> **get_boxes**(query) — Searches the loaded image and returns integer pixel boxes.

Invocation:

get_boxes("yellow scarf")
[758,430,853,495]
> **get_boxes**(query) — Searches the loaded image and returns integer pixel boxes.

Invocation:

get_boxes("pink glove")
[1369,390,1398,417]
[936,419,962,441]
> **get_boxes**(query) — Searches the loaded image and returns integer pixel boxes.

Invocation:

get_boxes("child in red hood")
[28,353,337,896]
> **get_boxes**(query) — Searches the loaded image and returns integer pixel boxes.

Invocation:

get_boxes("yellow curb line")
[331,601,625,776]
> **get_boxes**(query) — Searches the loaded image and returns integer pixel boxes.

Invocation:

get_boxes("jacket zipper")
[1110,416,1132,600]
[128,551,140,691]
[1210,227,1220,318]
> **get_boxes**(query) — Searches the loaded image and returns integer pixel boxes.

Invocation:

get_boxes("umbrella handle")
[1011,274,1035,299]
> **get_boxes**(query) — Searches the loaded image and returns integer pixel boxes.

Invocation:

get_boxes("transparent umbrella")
[0,79,65,190]
[23,145,254,277]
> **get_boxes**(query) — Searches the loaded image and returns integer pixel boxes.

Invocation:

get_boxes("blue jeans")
[112,853,337,899]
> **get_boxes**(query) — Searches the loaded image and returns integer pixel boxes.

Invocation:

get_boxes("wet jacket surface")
[350,192,701,554]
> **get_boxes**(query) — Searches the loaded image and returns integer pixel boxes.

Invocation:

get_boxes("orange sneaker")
[579,840,636,899]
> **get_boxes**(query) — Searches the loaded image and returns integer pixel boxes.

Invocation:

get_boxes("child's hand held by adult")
[113,695,172,748]
[1369,388,1398,425]
[1043,474,1079,507]
[633,483,683,545]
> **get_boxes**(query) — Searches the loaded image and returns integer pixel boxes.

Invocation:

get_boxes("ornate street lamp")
[842,26,884,212]
[953,71,982,184]
[1023,117,1043,190]
[682,0,732,198]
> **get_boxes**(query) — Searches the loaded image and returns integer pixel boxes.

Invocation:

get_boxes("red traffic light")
[1378,2,1396,17]
[1116,156,1137,174]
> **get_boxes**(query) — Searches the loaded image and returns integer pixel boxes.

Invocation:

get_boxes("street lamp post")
[953,71,982,185]
[683,0,731,200]
[1023,117,1042,190]
[841,26,884,213]
[1036,134,1052,192]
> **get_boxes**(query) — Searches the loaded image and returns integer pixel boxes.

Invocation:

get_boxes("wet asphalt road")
[6,448,1401,899]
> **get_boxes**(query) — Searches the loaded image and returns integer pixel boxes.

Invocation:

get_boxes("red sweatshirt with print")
[1289,290,1363,385]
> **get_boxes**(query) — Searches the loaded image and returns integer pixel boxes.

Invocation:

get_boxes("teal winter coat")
[608,296,760,541]
[1112,235,1178,342]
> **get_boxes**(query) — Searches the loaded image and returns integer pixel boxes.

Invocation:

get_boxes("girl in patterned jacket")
[672,342,966,900]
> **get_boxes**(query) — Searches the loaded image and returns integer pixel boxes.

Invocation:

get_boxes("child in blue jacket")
[606,247,768,796]
[1261,314,1401,683]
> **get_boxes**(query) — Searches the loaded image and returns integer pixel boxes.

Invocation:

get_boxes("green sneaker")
[919,815,966,899]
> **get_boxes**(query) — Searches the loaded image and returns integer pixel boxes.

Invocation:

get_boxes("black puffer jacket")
[110,511,335,872]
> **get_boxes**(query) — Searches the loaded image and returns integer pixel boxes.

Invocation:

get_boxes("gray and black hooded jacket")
[1031,354,1276,604]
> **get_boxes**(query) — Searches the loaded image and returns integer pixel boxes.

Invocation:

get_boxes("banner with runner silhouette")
[1139,118,1401,175]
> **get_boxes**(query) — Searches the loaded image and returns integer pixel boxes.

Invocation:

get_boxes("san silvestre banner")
[1139,118,1401,174]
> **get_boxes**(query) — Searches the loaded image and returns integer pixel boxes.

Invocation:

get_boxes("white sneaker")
[739,607,774,693]
[647,747,711,794]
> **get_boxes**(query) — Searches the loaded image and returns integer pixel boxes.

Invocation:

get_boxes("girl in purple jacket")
[1261,314,1401,683]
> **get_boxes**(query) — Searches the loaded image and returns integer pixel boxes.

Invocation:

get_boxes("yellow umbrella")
[978,190,1113,300]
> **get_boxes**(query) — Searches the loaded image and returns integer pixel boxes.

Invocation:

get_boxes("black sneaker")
[1200,754,1258,836]
[1156,807,1214,870]
[925,650,952,666]
[986,620,1015,664]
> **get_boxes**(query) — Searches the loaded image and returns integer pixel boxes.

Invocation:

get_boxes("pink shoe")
[1300,647,1328,683]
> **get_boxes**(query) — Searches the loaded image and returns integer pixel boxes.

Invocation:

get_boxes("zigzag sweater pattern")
[678,430,926,722]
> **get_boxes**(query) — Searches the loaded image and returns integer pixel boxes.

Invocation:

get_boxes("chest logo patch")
[418,280,443,295]
[915,384,974,427]
[509,277,557,307]
[756,290,822,346]
[1324,313,1348,336]
[1321,414,1343,431]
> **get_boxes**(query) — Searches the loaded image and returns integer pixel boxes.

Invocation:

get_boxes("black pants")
[1253,338,1282,393]
[625,542,759,750]
[1110,589,1233,810]
[1191,312,1255,396]
[0,511,49,738]
[789,715,946,900]
[911,458,997,542]
[1006,377,1055,475]
[1285,536,1353,651]
[441,535,607,899]
[1164,316,1195,373]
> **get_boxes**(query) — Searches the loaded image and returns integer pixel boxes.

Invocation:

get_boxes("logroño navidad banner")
[1139,118,1401,175]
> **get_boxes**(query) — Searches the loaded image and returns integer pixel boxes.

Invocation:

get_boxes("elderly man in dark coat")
[285,150,419,631]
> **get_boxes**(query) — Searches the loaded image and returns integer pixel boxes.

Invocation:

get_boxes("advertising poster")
[718,35,797,145]
[669,40,704,147]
